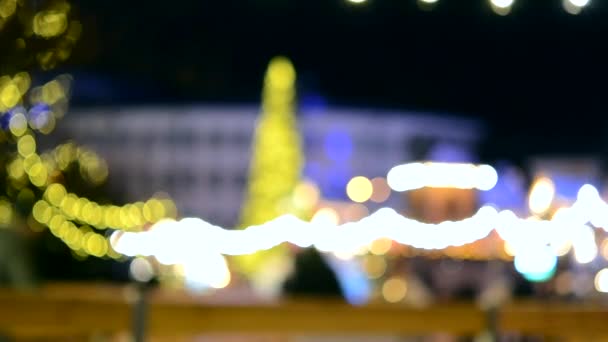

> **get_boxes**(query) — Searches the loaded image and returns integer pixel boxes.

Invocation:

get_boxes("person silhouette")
[282,247,344,299]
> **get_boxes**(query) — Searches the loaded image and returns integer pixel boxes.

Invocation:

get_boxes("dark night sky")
[64,0,608,162]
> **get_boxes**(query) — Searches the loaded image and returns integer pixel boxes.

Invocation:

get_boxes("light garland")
[112,184,608,270]
[2,76,177,258]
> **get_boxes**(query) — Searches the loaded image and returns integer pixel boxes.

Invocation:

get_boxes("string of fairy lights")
[347,0,591,16]
[1,75,178,259]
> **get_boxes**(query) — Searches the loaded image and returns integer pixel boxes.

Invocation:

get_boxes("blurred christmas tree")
[0,0,175,284]
[236,57,310,289]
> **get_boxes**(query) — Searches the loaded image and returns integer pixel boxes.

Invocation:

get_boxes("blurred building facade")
[49,106,482,227]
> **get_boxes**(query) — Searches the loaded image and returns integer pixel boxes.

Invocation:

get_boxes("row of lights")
[110,159,608,291]
[112,183,607,262]
[347,0,591,16]
[2,76,178,258]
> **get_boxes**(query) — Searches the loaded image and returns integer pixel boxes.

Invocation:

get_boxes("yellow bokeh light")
[17,135,36,157]
[128,204,143,226]
[65,226,83,250]
[0,0,17,19]
[32,200,53,224]
[41,80,66,104]
[0,199,13,226]
[144,199,165,222]
[382,277,408,303]
[29,165,48,187]
[292,180,320,210]
[504,241,516,257]
[311,207,340,226]
[13,72,31,95]
[161,199,177,219]
[48,214,66,236]
[81,202,95,222]
[0,82,20,109]
[346,176,373,203]
[84,232,108,257]
[60,194,77,218]
[73,198,89,221]
[23,154,41,173]
[363,255,387,279]
[9,113,28,136]
[45,183,67,207]
[595,268,608,293]
[7,158,25,180]
[369,238,393,256]
[528,177,555,215]
[33,11,68,38]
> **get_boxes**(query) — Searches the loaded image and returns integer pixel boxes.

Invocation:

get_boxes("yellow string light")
[0,78,177,258]
[236,56,307,275]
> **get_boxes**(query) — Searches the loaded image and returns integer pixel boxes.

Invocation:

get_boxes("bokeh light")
[387,162,497,192]
[382,277,408,303]
[490,0,514,15]
[594,268,608,293]
[514,246,557,282]
[363,255,387,279]
[346,176,373,203]
[311,208,340,226]
[369,238,392,256]
[528,177,555,215]
[370,177,391,203]
[130,257,155,283]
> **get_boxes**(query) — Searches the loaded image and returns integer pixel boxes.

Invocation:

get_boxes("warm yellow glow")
[382,277,408,303]
[7,158,25,180]
[0,81,20,109]
[595,268,608,293]
[0,199,13,226]
[292,180,320,210]
[84,232,108,257]
[33,10,68,38]
[32,200,53,224]
[503,241,516,257]
[369,238,393,256]
[0,0,17,19]
[45,183,67,207]
[13,72,31,95]
[363,255,387,279]
[17,135,36,157]
[528,177,555,215]
[346,176,373,203]
[311,208,340,226]
[9,113,28,136]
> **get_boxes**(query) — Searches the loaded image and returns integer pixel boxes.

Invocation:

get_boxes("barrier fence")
[1,284,608,341]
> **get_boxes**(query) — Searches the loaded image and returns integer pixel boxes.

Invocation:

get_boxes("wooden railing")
[1,283,608,340]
